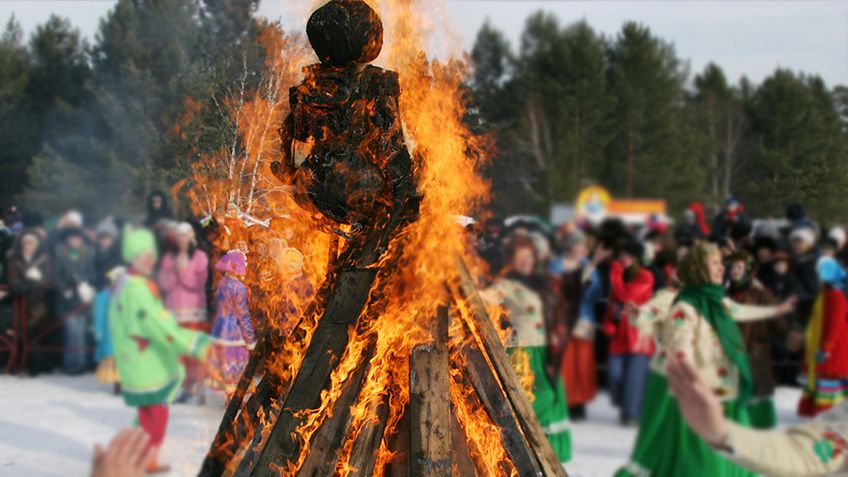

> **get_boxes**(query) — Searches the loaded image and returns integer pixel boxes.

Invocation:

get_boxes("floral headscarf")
[676,241,720,287]
[215,249,247,276]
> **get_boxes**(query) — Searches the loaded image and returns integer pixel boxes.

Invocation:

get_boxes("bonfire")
[188,1,567,476]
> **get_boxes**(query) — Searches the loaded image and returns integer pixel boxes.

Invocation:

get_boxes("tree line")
[1,4,847,223]
[0,0,266,218]
[470,14,848,222]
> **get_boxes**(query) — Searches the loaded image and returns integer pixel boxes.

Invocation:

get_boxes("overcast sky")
[3,0,847,87]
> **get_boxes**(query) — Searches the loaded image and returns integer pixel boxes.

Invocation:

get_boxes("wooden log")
[453,257,567,477]
[409,306,451,477]
[347,397,390,477]
[386,405,410,477]
[295,342,376,477]
[199,339,264,477]
[450,412,478,477]
[239,201,415,476]
[461,343,544,476]
[206,267,338,476]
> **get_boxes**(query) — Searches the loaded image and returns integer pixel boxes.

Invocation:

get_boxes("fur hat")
[828,227,847,250]
[95,217,119,239]
[789,227,817,247]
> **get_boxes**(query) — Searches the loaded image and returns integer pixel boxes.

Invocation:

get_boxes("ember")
[194,1,567,476]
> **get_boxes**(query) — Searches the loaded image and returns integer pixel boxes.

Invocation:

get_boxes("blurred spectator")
[553,228,609,421]
[828,226,848,266]
[725,251,782,429]
[144,191,173,229]
[713,196,747,238]
[680,202,711,239]
[53,227,96,374]
[93,266,124,392]
[481,236,572,464]
[93,218,122,291]
[798,257,848,417]
[789,227,820,329]
[603,239,655,426]
[207,250,256,396]
[158,222,209,401]
[109,226,212,473]
[6,230,54,374]
[786,203,819,237]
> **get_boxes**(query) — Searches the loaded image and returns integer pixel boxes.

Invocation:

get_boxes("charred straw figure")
[272,0,418,229]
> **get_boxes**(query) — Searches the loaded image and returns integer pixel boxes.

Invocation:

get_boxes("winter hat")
[817,257,846,290]
[561,228,587,253]
[95,217,119,239]
[753,220,781,240]
[828,227,847,250]
[62,210,84,229]
[528,231,552,261]
[786,203,807,223]
[215,249,247,276]
[789,227,817,247]
[621,240,645,262]
[122,226,157,263]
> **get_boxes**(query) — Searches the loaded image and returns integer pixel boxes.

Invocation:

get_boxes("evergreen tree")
[744,69,848,221]
[0,16,35,205]
[604,22,700,210]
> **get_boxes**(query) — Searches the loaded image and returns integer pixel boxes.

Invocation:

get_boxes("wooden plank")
[199,338,264,477]
[236,268,378,477]
[409,306,451,477]
[462,343,544,476]
[386,405,410,477]
[450,413,479,477]
[453,257,568,477]
[240,201,416,476]
[207,270,337,475]
[295,342,376,477]
[347,397,390,477]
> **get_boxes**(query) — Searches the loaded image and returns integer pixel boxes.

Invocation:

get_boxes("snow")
[0,373,807,477]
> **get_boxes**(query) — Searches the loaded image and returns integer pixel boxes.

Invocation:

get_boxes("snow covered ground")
[0,373,807,477]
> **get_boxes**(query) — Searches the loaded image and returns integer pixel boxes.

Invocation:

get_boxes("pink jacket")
[158,250,209,325]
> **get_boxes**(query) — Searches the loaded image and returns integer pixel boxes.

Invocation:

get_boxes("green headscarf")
[676,241,752,404]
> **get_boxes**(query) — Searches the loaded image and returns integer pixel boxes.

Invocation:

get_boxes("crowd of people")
[469,198,848,475]
[5,193,848,475]
[0,193,258,473]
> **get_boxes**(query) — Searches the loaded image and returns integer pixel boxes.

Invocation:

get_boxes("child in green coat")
[109,226,212,473]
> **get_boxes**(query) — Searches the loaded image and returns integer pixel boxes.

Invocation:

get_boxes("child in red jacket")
[603,240,655,425]
[799,256,848,416]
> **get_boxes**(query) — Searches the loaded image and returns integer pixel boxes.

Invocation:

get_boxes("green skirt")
[615,371,755,477]
[512,346,572,464]
[746,396,777,429]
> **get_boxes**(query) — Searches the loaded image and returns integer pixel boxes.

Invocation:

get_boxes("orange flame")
[185,0,525,474]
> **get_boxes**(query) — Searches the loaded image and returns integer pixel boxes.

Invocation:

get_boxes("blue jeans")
[63,312,89,373]
[607,353,651,421]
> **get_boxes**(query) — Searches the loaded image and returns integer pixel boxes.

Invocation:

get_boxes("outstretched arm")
[724,297,794,323]
[667,355,848,477]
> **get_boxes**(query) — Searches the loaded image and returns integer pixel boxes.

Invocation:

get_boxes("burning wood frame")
[197,1,568,476]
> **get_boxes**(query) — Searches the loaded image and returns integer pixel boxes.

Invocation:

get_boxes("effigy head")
[307,0,384,66]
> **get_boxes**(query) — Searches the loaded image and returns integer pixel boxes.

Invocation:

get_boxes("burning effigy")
[191,1,567,476]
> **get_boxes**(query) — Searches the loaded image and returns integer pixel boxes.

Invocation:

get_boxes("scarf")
[676,284,753,404]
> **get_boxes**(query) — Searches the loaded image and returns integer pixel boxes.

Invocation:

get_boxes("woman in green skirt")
[618,242,793,477]
[481,235,572,464]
